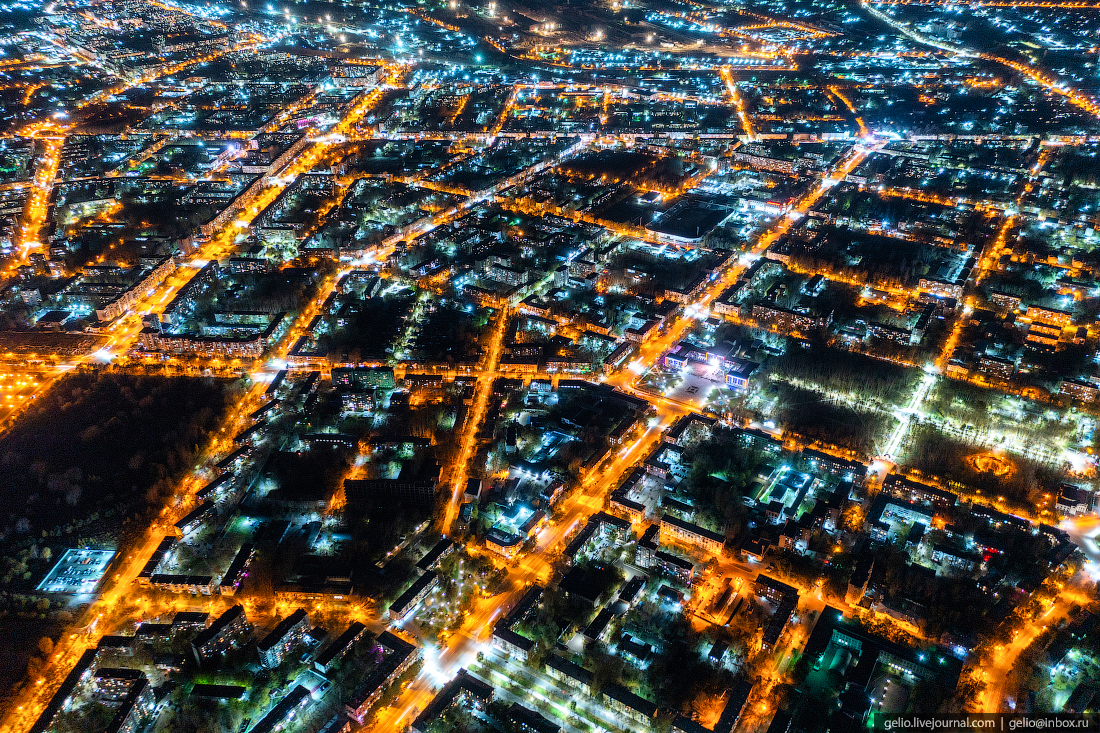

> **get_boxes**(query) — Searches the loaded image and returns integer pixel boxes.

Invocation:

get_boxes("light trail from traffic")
[15,136,63,260]
[442,308,511,534]
[721,65,756,141]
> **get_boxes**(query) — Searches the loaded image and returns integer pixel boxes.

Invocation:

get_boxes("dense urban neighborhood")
[1,0,1100,731]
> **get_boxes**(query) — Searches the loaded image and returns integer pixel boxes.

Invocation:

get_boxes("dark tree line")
[0,372,236,542]
[770,345,921,407]
[778,385,892,456]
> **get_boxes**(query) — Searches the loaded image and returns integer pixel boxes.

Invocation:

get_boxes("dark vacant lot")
[262,447,354,504]
[0,371,236,544]
[410,304,487,364]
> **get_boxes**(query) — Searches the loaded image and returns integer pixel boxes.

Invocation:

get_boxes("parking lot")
[36,548,115,595]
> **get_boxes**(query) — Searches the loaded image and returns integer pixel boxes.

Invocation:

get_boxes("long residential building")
[660,514,726,554]
[219,543,255,596]
[314,621,367,674]
[389,571,439,620]
[192,604,249,663]
[544,654,594,695]
[258,608,310,669]
[751,302,831,334]
[103,674,155,733]
[136,312,285,359]
[29,649,98,733]
[602,682,658,726]
[148,574,216,595]
[410,670,494,733]
[249,685,311,733]
[346,631,419,722]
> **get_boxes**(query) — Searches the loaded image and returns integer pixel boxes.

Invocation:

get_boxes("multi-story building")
[712,289,740,316]
[564,511,631,559]
[1025,305,1072,328]
[389,571,439,620]
[154,30,230,53]
[1056,483,1090,516]
[929,543,978,572]
[28,648,98,733]
[635,525,659,569]
[258,608,310,669]
[249,685,311,733]
[192,605,249,663]
[1026,322,1062,347]
[219,543,255,596]
[732,150,797,174]
[610,491,645,522]
[990,290,1021,312]
[172,611,209,631]
[340,390,374,413]
[485,528,524,557]
[314,622,367,674]
[751,302,831,334]
[55,257,176,322]
[343,477,437,509]
[331,63,384,88]
[492,627,535,661]
[94,668,145,701]
[918,277,963,300]
[102,674,154,733]
[869,321,912,345]
[148,574,216,595]
[761,600,796,652]
[725,359,759,390]
[416,538,456,573]
[733,426,783,453]
[659,515,725,555]
[137,536,177,584]
[1061,378,1100,403]
[666,415,716,446]
[486,263,529,286]
[173,501,216,537]
[654,549,695,585]
[136,325,277,359]
[802,449,866,482]
[508,703,561,733]
[602,683,658,726]
[593,511,631,542]
[662,273,709,305]
[976,354,1016,381]
[544,655,594,695]
[410,670,494,733]
[96,636,135,658]
[346,632,419,722]
[882,475,957,507]
[754,574,798,605]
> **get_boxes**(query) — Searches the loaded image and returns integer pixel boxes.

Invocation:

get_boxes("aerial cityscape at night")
[2,0,1100,730]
